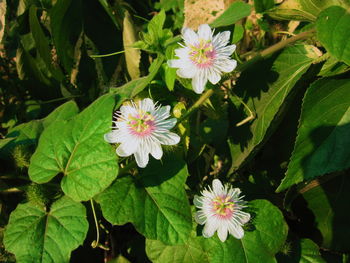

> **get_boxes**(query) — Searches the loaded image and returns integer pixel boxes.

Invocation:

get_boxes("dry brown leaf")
[184,0,236,30]
[123,10,140,80]
[0,0,6,43]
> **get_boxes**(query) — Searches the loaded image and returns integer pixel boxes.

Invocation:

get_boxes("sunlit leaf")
[146,200,288,262]
[228,45,320,173]
[4,196,88,263]
[277,79,350,192]
[29,94,118,201]
[210,1,252,28]
[96,156,192,245]
[316,6,350,66]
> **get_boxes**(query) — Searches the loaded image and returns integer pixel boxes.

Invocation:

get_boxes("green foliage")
[146,200,288,262]
[267,0,349,21]
[2,0,350,262]
[3,196,88,263]
[135,10,173,53]
[210,2,252,28]
[29,94,118,201]
[316,6,350,66]
[228,45,320,173]
[96,156,192,245]
[299,174,350,252]
[278,79,350,191]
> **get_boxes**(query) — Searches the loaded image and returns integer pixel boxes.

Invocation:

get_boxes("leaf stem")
[260,29,315,58]
[90,199,100,249]
[177,89,214,124]
[90,50,126,58]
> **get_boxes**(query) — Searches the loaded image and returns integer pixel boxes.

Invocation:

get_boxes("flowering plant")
[1,1,349,262]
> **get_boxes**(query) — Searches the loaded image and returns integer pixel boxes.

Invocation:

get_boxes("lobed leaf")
[146,199,288,262]
[4,196,88,263]
[29,94,118,201]
[95,156,192,245]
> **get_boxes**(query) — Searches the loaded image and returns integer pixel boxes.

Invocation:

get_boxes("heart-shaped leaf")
[146,199,288,262]
[4,196,88,263]
[29,94,118,201]
[95,156,192,245]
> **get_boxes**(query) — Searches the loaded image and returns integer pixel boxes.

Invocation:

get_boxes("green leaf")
[277,79,350,192]
[316,6,350,66]
[146,199,288,262]
[267,0,348,21]
[210,1,252,28]
[29,5,63,81]
[110,55,165,99]
[4,196,88,263]
[50,0,83,73]
[95,156,192,245]
[5,101,79,149]
[318,55,350,77]
[277,238,326,263]
[232,24,245,44]
[228,45,320,173]
[29,94,118,201]
[299,239,326,263]
[254,0,275,13]
[298,174,350,252]
[146,237,210,263]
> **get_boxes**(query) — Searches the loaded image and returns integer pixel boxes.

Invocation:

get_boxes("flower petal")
[215,59,237,73]
[217,225,228,242]
[228,223,244,239]
[104,130,122,143]
[237,211,251,224]
[134,147,150,168]
[116,140,138,157]
[207,70,221,84]
[182,27,199,46]
[150,142,163,160]
[212,179,224,195]
[156,118,177,130]
[140,98,155,112]
[168,59,182,69]
[212,31,231,47]
[202,219,218,238]
[119,105,138,116]
[195,211,207,225]
[153,105,171,121]
[155,132,180,145]
[177,66,197,79]
[198,24,212,41]
[193,195,203,208]
[192,72,207,94]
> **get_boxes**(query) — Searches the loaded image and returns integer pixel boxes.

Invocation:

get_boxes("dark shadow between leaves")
[135,152,186,187]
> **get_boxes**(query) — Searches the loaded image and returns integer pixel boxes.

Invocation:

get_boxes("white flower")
[168,24,237,94]
[104,98,180,168]
[194,179,250,242]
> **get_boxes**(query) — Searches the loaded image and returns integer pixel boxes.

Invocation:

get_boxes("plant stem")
[177,89,214,124]
[259,29,315,58]
[90,199,100,249]
[178,29,316,123]
[118,160,137,176]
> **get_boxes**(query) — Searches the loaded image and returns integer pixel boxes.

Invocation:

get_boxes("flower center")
[189,39,216,68]
[127,110,155,136]
[212,196,234,217]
